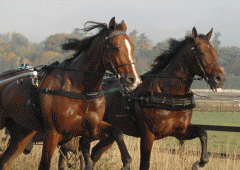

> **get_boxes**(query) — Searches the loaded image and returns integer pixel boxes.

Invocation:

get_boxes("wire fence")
[192,89,240,112]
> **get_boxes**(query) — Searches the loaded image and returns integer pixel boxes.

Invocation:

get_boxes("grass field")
[4,111,240,170]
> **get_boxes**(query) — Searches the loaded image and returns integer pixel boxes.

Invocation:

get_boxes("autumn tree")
[27,43,44,64]
[128,30,154,74]
[35,51,64,65]
[0,42,11,56]
[4,52,20,70]
[11,32,28,46]
[152,40,170,57]
[43,33,70,54]
[68,28,85,40]
[211,32,221,51]
[0,33,11,44]
[128,30,138,48]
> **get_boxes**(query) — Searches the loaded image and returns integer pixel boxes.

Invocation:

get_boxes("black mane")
[149,38,191,74]
[61,21,121,63]
[148,34,209,75]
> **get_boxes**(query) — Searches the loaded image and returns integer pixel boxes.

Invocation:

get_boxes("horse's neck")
[65,51,105,93]
[152,44,195,95]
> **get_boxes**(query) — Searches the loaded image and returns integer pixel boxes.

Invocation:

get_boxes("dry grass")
[5,135,240,170]
[4,111,240,170]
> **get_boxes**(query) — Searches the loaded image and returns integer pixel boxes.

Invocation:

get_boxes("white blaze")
[125,39,141,86]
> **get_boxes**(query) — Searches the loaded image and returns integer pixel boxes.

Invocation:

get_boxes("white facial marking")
[67,107,74,115]
[125,39,141,85]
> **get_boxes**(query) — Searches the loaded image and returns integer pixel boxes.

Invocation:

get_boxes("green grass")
[191,111,240,126]
[191,111,240,153]
[149,111,240,153]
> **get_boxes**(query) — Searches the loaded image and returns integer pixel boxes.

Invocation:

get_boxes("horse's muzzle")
[122,74,142,92]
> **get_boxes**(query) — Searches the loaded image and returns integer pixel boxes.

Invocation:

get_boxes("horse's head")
[191,27,226,91]
[103,17,142,92]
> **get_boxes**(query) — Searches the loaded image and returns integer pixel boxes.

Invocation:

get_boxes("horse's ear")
[192,27,199,43]
[121,20,127,31]
[109,17,117,29]
[206,28,213,41]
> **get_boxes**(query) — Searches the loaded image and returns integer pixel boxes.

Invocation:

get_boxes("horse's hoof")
[192,160,205,170]
[84,168,94,170]
[23,149,31,155]
[121,168,130,170]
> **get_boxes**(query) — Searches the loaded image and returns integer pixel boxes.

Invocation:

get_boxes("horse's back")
[0,74,43,131]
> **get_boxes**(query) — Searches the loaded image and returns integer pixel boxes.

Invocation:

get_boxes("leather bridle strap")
[105,31,135,79]
[105,31,128,39]
[191,46,217,82]
[114,62,136,68]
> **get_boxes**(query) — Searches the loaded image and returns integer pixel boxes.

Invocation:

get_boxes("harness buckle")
[46,88,52,93]
[162,97,166,104]
[172,98,175,107]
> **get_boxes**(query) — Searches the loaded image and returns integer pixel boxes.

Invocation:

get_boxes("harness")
[21,31,135,129]
[126,92,195,111]
[30,31,134,100]
[103,42,215,134]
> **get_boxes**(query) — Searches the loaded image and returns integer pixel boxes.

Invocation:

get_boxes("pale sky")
[1,0,240,47]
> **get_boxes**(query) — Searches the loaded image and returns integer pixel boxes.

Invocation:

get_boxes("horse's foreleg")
[96,122,132,170]
[79,137,94,170]
[91,137,114,166]
[140,131,154,170]
[38,129,61,170]
[23,138,34,155]
[0,127,36,170]
[175,124,209,169]
[111,128,132,170]
[58,146,68,170]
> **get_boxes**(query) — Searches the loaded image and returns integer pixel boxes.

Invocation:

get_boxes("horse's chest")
[146,110,191,138]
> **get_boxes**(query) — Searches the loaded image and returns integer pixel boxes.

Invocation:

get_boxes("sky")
[0,0,240,47]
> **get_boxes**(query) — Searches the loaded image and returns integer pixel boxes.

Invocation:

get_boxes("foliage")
[43,33,70,54]
[128,30,154,74]
[0,29,240,89]
[211,32,221,50]
[35,51,64,65]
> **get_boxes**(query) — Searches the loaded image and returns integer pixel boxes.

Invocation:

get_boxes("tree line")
[0,29,239,89]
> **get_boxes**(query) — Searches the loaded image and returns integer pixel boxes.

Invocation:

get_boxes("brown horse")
[76,27,226,170]
[0,17,141,170]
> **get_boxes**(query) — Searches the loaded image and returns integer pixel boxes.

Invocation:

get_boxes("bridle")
[105,31,136,90]
[141,42,217,82]
[105,31,135,79]
[191,45,217,83]
[27,31,138,100]
[42,31,135,80]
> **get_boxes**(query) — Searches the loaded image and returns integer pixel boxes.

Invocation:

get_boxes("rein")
[105,31,135,80]
[120,43,216,110]
[29,31,135,100]
[191,46,217,83]
[43,31,135,80]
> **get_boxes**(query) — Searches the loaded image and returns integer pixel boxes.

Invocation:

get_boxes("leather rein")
[122,43,217,110]
[31,31,135,100]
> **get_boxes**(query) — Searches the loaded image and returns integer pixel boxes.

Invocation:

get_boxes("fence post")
[233,100,235,113]
[220,100,222,112]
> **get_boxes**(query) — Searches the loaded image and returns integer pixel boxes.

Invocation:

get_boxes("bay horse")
[77,27,226,170]
[0,17,141,170]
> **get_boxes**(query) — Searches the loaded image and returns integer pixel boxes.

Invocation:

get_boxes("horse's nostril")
[127,77,135,84]
[215,76,221,82]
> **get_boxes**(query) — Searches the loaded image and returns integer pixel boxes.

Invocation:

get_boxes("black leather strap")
[33,86,104,100]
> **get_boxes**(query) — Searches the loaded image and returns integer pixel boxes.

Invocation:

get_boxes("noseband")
[105,31,135,80]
